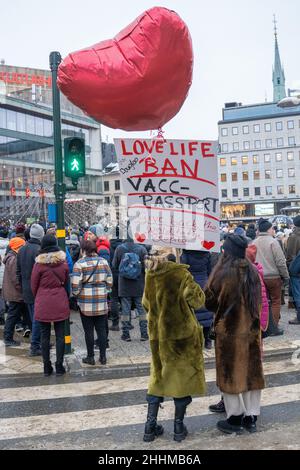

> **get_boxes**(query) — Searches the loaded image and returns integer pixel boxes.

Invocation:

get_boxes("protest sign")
[114,138,219,252]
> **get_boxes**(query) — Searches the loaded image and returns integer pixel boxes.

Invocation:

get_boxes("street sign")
[64,137,86,179]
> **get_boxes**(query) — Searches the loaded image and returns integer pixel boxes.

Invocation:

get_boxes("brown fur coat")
[205,271,265,394]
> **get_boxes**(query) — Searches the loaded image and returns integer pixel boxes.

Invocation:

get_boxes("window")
[266,186,272,196]
[254,124,260,133]
[243,188,249,197]
[26,114,35,134]
[264,123,271,132]
[114,180,120,190]
[243,141,250,150]
[221,189,228,198]
[265,170,271,179]
[232,173,238,181]
[243,125,249,134]
[277,185,284,195]
[254,187,261,196]
[254,140,261,149]
[233,142,239,151]
[104,181,110,191]
[232,188,238,197]
[275,152,282,162]
[287,120,294,129]
[242,171,249,181]
[0,108,6,127]
[253,171,260,180]
[231,157,237,165]
[288,136,295,146]
[220,158,226,166]
[35,117,44,136]
[276,121,283,131]
[242,156,248,164]
[104,196,110,204]
[289,185,296,194]
[7,110,16,130]
[222,143,228,152]
[288,168,295,177]
[277,138,284,147]
[287,151,294,161]
[221,128,228,136]
[265,139,272,148]
[276,169,283,178]
[16,113,26,132]
[264,153,271,163]
[253,155,259,164]
[221,173,227,182]
[232,127,238,135]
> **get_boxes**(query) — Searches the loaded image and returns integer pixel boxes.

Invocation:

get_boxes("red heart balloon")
[135,233,146,243]
[57,7,193,131]
[201,241,215,251]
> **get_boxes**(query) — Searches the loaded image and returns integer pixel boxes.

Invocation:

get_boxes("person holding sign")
[142,247,206,443]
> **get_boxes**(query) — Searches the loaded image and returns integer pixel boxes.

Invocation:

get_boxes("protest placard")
[114,138,219,252]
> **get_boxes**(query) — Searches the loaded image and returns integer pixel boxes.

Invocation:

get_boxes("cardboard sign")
[114,138,219,252]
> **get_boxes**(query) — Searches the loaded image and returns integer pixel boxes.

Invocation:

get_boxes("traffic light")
[64,137,86,179]
[25,187,30,198]
[10,187,16,197]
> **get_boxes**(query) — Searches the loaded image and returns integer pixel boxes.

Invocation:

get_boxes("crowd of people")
[0,214,300,441]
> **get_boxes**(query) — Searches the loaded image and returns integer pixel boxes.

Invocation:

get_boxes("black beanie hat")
[40,234,60,254]
[293,215,300,228]
[223,234,248,259]
[258,218,272,233]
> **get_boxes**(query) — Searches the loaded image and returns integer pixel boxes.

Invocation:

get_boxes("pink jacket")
[254,262,269,332]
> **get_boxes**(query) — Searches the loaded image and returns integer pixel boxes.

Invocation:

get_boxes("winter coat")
[66,248,73,274]
[16,238,41,304]
[72,256,113,316]
[2,251,23,302]
[66,240,80,264]
[255,263,269,332]
[112,241,147,297]
[286,226,300,266]
[31,251,70,322]
[143,262,206,398]
[180,250,213,328]
[205,276,265,394]
[0,238,9,289]
[253,233,289,280]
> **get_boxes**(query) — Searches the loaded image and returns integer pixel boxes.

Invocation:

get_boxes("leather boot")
[143,403,164,442]
[43,361,53,377]
[121,321,131,341]
[243,415,257,433]
[139,320,149,341]
[217,414,244,434]
[55,362,66,376]
[174,397,192,442]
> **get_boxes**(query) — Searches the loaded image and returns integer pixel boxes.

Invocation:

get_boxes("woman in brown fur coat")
[205,234,265,434]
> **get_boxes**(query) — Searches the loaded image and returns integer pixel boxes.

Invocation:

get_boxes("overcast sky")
[1,0,300,142]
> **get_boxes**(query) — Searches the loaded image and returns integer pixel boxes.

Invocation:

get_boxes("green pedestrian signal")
[64,137,86,179]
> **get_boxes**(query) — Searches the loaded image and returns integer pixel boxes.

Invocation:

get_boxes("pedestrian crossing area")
[0,353,299,449]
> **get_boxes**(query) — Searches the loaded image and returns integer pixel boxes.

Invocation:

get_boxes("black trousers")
[146,394,192,407]
[40,320,65,365]
[4,302,26,341]
[109,281,120,325]
[80,313,107,358]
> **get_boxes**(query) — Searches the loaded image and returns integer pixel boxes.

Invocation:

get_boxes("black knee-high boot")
[143,403,164,442]
[174,397,192,442]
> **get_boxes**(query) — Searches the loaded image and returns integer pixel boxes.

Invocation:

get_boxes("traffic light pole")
[49,51,71,354]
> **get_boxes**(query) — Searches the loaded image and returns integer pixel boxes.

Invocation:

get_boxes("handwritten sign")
[114,138,219,252]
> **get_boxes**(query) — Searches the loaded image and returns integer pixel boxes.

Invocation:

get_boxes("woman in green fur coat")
[142,247,206,443]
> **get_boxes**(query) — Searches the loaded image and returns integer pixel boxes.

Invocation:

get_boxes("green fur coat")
[142,261,206,398]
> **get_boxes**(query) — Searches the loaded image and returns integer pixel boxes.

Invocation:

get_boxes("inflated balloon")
[57,7,193,131]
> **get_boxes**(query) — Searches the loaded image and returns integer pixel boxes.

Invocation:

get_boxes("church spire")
[273,15,286,102]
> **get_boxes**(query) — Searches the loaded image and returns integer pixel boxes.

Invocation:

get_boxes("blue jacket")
[180,250,213,328]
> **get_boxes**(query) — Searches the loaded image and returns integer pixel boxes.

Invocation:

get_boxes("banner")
[114,138,219,252]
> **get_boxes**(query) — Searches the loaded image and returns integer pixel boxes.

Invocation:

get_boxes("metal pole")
[49,51,65,250]
[49,51,71,355]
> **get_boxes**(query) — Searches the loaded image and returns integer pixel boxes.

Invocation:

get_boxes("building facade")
[0,63,103,225]
[218,28,300,222]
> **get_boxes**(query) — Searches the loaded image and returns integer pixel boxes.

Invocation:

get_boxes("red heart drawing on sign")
[201,241,215,250]
[135,233,146,243]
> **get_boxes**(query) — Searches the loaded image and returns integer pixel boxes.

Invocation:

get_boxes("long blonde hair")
[145,246,179,271]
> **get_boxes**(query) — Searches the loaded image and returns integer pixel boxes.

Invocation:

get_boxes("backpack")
[119,251,142,280]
